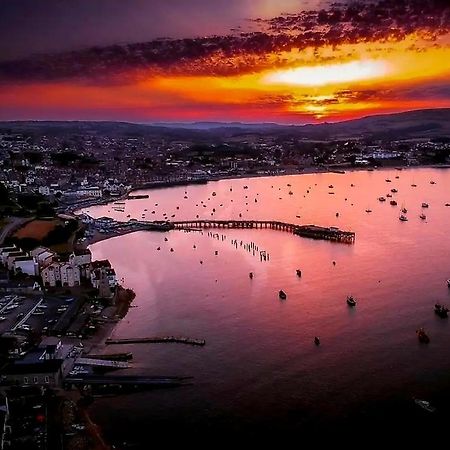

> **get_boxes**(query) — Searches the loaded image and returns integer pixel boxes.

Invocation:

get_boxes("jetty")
[105,336,206,346]
[171,220,355,243]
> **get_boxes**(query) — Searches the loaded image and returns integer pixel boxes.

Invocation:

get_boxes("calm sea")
[82,168,450,446]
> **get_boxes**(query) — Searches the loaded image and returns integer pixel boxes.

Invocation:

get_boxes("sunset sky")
[1,0,450,123]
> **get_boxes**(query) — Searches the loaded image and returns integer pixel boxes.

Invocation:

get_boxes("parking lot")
[0,294,81,337]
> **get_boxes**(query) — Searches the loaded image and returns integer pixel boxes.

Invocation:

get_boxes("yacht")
[414,399,436,413]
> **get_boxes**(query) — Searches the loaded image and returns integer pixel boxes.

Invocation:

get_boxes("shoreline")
[69,163,449,217]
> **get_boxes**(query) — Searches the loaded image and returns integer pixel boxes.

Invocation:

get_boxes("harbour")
[82,167,450,445]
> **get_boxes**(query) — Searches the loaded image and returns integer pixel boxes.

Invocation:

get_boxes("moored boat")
[434,304,449,318]
[346,295,357,307]
[416,327,430,343]
[414,399,436,413]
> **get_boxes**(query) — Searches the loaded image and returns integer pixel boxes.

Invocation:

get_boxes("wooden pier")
[169,220,355,243]
[105,336,206,346]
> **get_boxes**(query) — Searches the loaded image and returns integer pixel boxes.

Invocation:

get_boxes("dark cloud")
[0,0,449,84]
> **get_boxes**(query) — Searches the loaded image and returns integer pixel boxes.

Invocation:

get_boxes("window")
[23,377,28,384]
[44,376,49,383]
[33,377,38,384]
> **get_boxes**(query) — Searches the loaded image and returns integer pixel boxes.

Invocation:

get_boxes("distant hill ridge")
[1,108,450,140]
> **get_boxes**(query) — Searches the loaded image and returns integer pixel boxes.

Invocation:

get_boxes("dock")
[105,336,206,346]
[65,374,192,389]
[170,220,355,243]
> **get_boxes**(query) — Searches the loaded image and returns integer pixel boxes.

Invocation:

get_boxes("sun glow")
[265,60,390,87]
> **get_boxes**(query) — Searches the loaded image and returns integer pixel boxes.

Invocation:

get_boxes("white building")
[41,261,81,287]
[6,251,28,270]
[75,187,102,197]
[13,256,38,276]
[31,247,56,269]
[60,263,80,287]
[41,263,62,287]
[69,249,92,266]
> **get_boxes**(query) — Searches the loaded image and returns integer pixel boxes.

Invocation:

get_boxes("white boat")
[414,399,436,413]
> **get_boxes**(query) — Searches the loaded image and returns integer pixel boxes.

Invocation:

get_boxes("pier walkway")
[170,220,355,243]
[106,336,206,346]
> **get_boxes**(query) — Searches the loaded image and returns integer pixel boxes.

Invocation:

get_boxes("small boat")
[421,202,429,208]
[390,200,397,206]
[279,290,287,300]
[378,196,386,202]
[391,188,398,193]
[289,191,293,195]
[414,399,436,413]
[335,212,339,217]
[314,337,321,346]
[385,179,392,182]
[212,192,216,196]
[447,279,450,288]
[347,295,357,307]
[399,214,408,222]
[434,304,449,318]
[328,185,334,188]
[416,327,430,343]
[249,272,253,279]
[419,214,426,220]
[411,183,417,187]
[365,208,372,213]
[430,181,436,185]
[401,207,407,213]
[395,176,399,179]
[296,269,302,278]
[386,193,392,198]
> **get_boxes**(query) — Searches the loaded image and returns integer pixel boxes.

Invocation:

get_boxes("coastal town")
[0,120,450,448]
